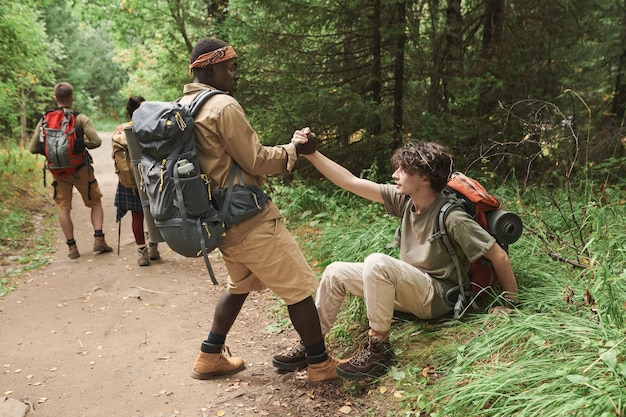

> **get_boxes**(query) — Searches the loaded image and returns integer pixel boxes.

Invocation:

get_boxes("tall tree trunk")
[443,0,462,109]
[393,0,407,148]
[370,0,383,135]
[612,0,626,125]
[371,0,382,105]
[477,0,505,115]
[19,88,28,147]
[427,0,444,116]
[481,0,504,60]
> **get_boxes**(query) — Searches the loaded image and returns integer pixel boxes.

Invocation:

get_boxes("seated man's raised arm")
[303,150,383,203]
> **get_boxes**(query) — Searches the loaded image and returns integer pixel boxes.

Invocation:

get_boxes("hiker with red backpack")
[30,82,112,259]
[272,136,519,381]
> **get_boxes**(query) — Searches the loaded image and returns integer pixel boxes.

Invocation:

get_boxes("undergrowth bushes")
[0,145,55,296]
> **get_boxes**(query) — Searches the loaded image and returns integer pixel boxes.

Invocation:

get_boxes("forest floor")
[0,134,391,417]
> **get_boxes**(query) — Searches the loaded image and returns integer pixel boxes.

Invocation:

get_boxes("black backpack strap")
[222,162,239,213]
[187,89,225,116]
[429,198,477,319]
[196,218,219,285]
[196,161,239,286]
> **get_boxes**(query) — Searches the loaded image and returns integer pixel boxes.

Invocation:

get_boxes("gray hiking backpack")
[130,90,226,284]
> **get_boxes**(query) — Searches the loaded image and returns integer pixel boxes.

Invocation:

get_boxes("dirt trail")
[0,134,379,417]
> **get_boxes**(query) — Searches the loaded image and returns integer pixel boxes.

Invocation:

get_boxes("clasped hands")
[291,127,318,155]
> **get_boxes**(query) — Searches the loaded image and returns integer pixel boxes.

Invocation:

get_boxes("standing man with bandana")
[182,37,338,385]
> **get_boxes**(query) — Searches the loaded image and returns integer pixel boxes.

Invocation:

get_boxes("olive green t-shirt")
[380,184,496,286]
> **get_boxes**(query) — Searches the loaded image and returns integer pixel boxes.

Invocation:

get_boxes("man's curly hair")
[390,141,454,192]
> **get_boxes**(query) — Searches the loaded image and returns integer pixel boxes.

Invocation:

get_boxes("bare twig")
[548,252,589,269]
[130,286,168,294]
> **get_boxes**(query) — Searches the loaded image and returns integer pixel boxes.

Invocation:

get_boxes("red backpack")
[431,172,523,317]
[40,108,86,176]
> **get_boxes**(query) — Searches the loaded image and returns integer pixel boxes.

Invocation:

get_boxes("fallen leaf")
[379,386,387,394]
[422,366,435,378]
[216,411,226,416]
[339,405,352,414]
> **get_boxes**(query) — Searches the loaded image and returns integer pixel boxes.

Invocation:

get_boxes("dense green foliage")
[3,0,625,179]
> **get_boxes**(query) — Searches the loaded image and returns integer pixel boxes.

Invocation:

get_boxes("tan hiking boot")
[307,355,340,385]
[68,244,80,259]
[148,242,160,260]
[137,247,150,266]
[93,235,113,253]
[191,350,245,379]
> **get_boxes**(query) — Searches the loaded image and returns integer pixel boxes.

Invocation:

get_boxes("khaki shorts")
[220,218,319,305]
[52,165,103,212]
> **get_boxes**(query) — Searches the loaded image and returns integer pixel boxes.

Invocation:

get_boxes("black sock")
[66,239,76,246]
[201,333,226,354]
[94,230,104,237]
[206,332,226,346]
[304,340,326,358]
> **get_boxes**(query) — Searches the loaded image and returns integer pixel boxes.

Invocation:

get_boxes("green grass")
[0,144,56,296]
[270,167,626,416]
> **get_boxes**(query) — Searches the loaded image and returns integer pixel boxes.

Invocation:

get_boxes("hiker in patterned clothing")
[111,96,160,266]
[30,81,112,259]
[273,135,519,381]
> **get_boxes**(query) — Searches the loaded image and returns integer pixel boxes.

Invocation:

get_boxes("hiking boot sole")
[272,358,308,372]
[336,363,388,381]
[94,247,113,253]
[191,367,244,380]
[308,376,342,386]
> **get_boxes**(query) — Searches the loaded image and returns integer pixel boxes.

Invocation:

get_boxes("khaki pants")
[220,218,319,305]
[316,253,442,334]
[52,165,102,212]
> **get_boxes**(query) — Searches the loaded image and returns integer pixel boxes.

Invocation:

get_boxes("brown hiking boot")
[68,244,80,259]
[148,242,160,260]
[307,353,340,385]
[137,247,150,266]
[93,235,113,253]
[336,335,394,381]
[191,348,245,379]
[272,340,307,371]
